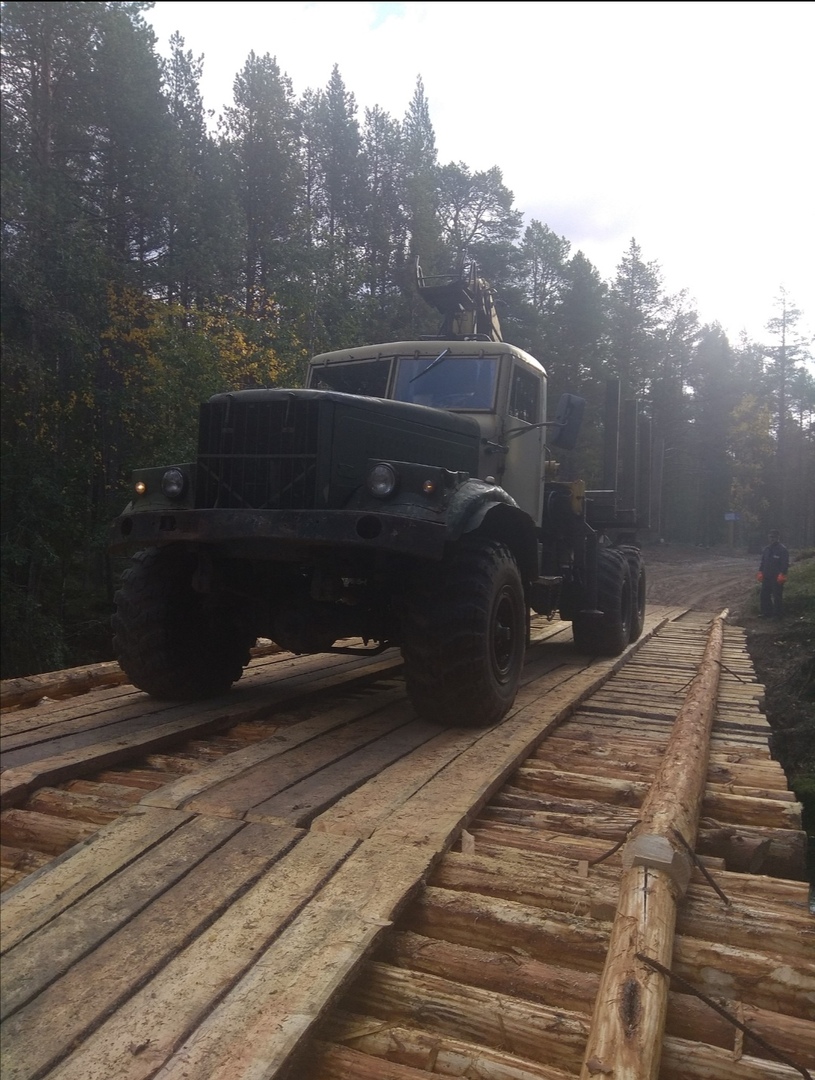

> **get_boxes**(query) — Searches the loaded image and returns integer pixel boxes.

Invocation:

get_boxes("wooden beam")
[579,611,727,1079]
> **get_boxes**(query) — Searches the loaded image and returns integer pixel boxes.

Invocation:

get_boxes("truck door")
[500,363,545,521]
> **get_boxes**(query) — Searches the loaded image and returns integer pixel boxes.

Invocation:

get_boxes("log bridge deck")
[1,607,812,1080]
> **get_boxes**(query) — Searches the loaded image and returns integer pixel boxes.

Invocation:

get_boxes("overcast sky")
[145,0,813,346]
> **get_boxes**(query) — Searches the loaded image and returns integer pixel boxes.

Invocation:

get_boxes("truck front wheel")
[401,537,526,727]
[112,546,254,700]
[571,547,632,656]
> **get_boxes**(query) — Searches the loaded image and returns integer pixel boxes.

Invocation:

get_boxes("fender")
[444,479,538,582]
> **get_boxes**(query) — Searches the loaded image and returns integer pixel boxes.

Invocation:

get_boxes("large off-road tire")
[401,536,526,728]
[571,547,632,656]
[618,544,646,641]
[112,546,254,700]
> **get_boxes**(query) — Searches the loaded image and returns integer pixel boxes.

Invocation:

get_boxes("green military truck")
[109,264,648,727]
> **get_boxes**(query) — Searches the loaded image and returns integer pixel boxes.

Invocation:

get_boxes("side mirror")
[550,393,585,450]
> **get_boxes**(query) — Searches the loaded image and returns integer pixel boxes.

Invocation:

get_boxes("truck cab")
[307,340,547,522]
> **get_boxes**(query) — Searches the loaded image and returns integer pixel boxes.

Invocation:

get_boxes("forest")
[1,1,813,679]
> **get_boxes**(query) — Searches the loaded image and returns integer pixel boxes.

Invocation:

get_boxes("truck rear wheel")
[112,546,254,700]
[571,547,632,656]
[401,537,526,727]
[618,544,646,641]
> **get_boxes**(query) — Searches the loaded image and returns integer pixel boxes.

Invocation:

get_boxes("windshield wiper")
[409,347,451,383]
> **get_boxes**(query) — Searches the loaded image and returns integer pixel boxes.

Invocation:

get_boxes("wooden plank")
[0,651,403,766]
[528,620,575,646]
[0,660,402,810]
[312,727,486,839]
[0,685,144,738]
[1,813,242,1021]
[185,704,417,819]
[247,716,443,826]
[43,834,420,1080]
[477,799,806,877]
[0,644,342,731]
[0,644,278,713]
[708,777,798,803]
[140,686,407,810]
[0,821,304,1080]
[1,694,207,758]
[368,617,670,852]
[0,806,191,953]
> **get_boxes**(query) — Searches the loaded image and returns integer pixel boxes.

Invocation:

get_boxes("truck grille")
[196,398,320,509]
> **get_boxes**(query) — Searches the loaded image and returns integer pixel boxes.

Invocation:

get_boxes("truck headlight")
[161,468,186,499]
[367,463,397,498]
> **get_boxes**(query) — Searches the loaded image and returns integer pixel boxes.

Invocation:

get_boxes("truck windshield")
[308,358,392,397]
[393,355,498,410]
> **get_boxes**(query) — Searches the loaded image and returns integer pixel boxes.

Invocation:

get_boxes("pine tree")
[161,33,236,307]
[1,0,173,674]
[762,288,813,537]
[437,162,522,274]
[221,52,300,314]
[402,75,440,276]
[608,238,666,396]
[360,104,407,339]
[684,324,736,544]
[510,221,571,371]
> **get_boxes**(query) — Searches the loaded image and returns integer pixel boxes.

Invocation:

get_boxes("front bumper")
[109,508,447,560]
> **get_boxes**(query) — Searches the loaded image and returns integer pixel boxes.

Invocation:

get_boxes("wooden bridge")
[1,607,812,1079]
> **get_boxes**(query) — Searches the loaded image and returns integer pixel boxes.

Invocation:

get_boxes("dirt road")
[645,544,755,617]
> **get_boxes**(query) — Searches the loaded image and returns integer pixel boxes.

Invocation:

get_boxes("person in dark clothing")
[757,529,790,617]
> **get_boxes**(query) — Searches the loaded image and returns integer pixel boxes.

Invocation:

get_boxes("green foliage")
[784,551,815,624]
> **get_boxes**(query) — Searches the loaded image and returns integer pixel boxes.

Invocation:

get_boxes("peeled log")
[345,961,589,1073]
[0,843,51,874]
[311,1028,571,1080]
[0,808,98,855]
[580,612,721,1080]
[0,662,127,709]
[431,851,812,958]
[26,787,134,826]
[382,931,815,1066]
[0,640,278,710]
